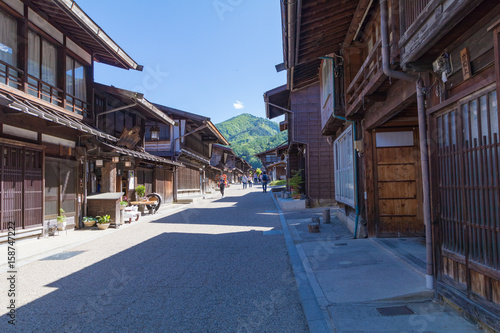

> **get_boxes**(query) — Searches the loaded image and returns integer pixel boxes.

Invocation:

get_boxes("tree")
[255,168,262,176]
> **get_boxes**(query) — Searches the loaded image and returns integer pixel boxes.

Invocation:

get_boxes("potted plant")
[96,215,111,230]
[135,185,146,200]
[57,208,67,231]
[288,169,304,199]
[83,216,96,228]
[120,198,129,210]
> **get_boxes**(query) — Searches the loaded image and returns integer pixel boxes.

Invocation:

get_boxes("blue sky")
[78,0,286,124]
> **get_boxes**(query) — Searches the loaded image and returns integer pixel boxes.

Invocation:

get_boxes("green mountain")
[216,113,287,169]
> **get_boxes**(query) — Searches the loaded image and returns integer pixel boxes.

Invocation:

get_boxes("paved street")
[0,185,308,332]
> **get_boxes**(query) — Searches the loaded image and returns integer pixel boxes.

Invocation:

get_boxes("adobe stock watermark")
[130,65,170,95]
[213,0,244,21]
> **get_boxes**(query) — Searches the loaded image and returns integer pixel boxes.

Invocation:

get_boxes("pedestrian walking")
[261,171,269,193]
[248,177,252,187]
[218,175,227,198]
[254,173,258,184]
[242,175,248,189]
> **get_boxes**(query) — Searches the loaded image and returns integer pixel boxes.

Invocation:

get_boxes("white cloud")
[233,100,244,110]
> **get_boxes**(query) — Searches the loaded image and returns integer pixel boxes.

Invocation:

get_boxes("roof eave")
[54,0,143,71]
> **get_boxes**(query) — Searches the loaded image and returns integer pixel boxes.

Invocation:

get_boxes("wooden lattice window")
[437,86,500,270]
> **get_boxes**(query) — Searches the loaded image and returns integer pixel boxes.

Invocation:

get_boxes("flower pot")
[57,221,67,231]
[292,194,301,200]
[83,220,95,227]
[97,223,110,230]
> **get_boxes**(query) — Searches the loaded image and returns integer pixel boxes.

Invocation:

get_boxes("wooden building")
[211,144,251,184]
[264,85,336,206]
[254,143,287,181]
[90,83,180,205]
[145,105,229,199]
[280,0,500,329]
[0,0,147,235]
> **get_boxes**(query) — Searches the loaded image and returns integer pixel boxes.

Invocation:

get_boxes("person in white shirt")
[242,175,248,189]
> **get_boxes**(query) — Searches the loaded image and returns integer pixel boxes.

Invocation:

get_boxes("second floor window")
[0,10,19,88]
[66,56,87,100]
[66,56,87,115]
[28,31,59,104]
[0,11,17,67]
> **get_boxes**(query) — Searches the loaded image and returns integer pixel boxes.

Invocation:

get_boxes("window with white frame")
[333,125,355,207]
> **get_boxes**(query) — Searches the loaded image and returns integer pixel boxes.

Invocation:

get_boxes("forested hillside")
[216,113,287,168]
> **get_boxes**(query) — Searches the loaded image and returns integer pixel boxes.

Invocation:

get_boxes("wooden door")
[0,145,43,232]
[374,129,424,237]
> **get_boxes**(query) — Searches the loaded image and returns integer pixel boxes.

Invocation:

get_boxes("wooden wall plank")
[377,164,416,181]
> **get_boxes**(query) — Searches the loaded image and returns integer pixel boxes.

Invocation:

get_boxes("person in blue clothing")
[261,171,269,193]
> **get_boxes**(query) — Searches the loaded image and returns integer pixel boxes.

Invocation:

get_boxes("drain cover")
[263,230,283,236]
[376,306,414,316]
[335,243,348,246]
[41,251,86,261]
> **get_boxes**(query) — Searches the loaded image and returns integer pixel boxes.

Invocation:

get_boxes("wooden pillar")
[364,129,376,237]
[101,162,116,193]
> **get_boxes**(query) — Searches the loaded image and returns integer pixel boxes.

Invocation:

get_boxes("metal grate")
[41,251,86,261]
[335,243,348,246]
[376,306,414,317]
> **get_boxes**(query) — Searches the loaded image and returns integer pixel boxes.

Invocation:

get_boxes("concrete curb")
[271,192,334,333]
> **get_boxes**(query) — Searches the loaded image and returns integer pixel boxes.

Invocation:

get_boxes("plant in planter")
[83,216,97,228]
[57,208,67,231]
[96,215,111,230]
[120,200,129,209]
[288,169,304,199]
[135,185,146,200]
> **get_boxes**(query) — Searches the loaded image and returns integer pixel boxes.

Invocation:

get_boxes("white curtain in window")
[41,40,57,86]
[28,31,40,79]
[0,11,17,66]
[65,55,73,95]
[74,60,86,101]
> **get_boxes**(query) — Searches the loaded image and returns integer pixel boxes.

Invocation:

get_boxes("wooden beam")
[343,0,373,47]
[363,79,416,130]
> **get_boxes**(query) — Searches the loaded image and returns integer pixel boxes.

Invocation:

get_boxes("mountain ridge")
[215,113,287,169]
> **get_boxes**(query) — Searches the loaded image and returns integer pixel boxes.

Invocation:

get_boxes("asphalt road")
[1,185,308,332]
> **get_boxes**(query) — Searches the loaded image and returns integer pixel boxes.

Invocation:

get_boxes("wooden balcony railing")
[1,60,91,119]
[65,93,91,119]
[27,74,64,107]
[401,0,431,33]
[0,60,24,90]
[345,39,383,114]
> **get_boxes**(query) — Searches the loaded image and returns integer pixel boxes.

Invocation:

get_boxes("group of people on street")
[217,171,270,198]
[218,171,269,198]
[241,172,269,193]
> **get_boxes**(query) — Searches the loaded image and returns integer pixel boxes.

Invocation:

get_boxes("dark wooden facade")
[145,105,229,198]
[280,0,500,328]
[264,84,336,205]
[0,0,142,233]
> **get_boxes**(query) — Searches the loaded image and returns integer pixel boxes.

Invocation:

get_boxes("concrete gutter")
[271,192,333,332]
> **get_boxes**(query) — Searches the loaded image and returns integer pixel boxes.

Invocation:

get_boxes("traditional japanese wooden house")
[210,144,250,184]
[254,143,287,181]
[145,105,229,199]
[280,0,500,328]
[264,84,336,206]
[90,83,181,205]
[0,0,143,235]
[399,0,500,329]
